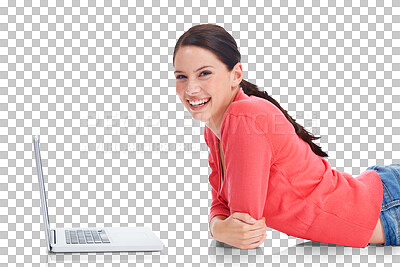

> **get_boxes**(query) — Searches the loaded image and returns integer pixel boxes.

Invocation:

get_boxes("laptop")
[32,135,164,253]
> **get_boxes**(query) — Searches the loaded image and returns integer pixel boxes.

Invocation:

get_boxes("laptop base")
[50,227,164,253]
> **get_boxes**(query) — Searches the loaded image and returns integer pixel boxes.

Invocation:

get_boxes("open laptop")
[32,135,164,253]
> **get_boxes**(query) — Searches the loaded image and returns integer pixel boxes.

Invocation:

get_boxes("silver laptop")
[32,135,164,253]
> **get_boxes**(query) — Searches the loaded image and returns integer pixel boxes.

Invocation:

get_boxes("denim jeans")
[366,164,400,245]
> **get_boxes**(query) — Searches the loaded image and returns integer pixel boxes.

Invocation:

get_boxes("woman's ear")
[231,62,243,89]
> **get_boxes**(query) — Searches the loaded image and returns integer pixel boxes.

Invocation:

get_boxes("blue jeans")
[366,164,400,245]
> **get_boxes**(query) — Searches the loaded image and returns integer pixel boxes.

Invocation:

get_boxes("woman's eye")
[200,71,211,76]
[175,71,210,80]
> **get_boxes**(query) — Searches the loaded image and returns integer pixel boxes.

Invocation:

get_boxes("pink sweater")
[204,88,383,248]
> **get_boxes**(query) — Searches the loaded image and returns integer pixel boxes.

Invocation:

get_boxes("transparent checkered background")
[0,0,399,266]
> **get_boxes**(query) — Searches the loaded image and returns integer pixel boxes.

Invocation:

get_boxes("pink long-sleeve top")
[204,87,383,248]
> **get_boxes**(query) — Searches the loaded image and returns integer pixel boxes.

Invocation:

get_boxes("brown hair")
[173,24,328,158]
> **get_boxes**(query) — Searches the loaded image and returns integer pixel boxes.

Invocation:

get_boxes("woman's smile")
[187,97,211,110]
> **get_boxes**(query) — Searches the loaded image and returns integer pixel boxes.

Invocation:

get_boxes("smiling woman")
[172,24,388,250]
[173,45,241,136]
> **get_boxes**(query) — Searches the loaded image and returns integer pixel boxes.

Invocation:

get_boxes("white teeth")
[189,98,210,106]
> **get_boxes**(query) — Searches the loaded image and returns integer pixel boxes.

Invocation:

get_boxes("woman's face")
[174,45,242,126]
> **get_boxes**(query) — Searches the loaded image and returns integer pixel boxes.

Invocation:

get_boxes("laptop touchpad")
[112,232,149,243]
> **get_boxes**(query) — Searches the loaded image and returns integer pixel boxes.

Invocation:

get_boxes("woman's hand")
[213,212,267,249]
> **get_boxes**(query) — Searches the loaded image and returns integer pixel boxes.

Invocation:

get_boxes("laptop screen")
[33,135,52,252]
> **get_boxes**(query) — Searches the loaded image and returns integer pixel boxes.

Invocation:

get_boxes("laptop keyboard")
[65,229,110,244]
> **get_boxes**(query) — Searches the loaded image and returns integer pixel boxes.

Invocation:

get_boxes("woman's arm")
[211,212,267,249]
[210,113,273,249]
[207,150,267,249]
[210,215,228,237]
[205,115,271,248]
[207,156,231,236]
[222,113,274,221]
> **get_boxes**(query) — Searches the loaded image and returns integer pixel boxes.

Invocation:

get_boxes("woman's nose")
[185,84,201,95]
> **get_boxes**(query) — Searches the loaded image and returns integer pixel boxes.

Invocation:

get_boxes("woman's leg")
[366,164,400,245]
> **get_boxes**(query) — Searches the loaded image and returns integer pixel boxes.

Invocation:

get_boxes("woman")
[172,24,397,249]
